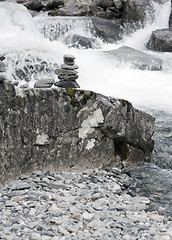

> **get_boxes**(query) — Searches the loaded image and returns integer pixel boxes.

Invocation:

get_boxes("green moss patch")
[65,89,92,107]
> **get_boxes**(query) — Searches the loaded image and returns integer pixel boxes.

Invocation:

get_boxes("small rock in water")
[0,55,5,61]
[0,74,6,83]
[0,61,6,72]
[20,83,29,88]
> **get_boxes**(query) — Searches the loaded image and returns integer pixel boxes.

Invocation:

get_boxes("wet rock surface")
[64,34,99,49]
[0,169,171,240]
[103,46,162,70]
[147,29,172,52]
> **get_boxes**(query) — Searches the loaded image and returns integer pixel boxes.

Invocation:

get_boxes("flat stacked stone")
[0,56,6,83]
[34,78,55,88]
[54,54,80,88]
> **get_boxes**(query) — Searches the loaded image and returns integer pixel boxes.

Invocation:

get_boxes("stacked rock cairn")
[54,54,80,88]
[0,56,6,83]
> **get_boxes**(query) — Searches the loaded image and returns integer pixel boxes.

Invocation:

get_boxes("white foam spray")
[0,1,172,114]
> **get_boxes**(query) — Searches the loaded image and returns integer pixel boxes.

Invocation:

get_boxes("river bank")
[0,168,172,240]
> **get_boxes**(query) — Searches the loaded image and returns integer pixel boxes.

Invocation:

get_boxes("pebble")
[0,169,171,240]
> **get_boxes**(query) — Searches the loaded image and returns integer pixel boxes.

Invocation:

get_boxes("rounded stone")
[58,74,79,81]
[54,68,78,76]
[61,64,79,70]
[63,54,75,61]
[54,80,80,88]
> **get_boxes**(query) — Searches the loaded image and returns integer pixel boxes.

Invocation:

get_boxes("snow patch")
[79,108,104,139]
[36,133,49,145]
[86,139,96,150]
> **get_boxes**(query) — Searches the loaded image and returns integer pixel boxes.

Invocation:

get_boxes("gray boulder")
[147,29,172,52]
[90,0,123,19]
[91,17,124,43]
[0,82,154,185]
[16,0,64,11]
[50,4,90,16]
[64,34,99,49]
[121,0,153,29]
[103,46,162,70]
[92,0,114,9]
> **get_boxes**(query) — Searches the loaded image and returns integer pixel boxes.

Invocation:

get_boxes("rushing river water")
[0,1,172,218]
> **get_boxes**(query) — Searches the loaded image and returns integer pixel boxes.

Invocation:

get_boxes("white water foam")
[0,1,172,114]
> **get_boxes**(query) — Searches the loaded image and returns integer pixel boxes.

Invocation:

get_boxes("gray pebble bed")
[0,168,171,240]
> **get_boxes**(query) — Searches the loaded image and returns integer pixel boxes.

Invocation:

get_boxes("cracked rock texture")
[0,83,154,185]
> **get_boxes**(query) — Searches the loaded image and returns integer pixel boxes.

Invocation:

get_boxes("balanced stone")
[54,80,80,88]
[58,74,79,81]
[54,68,78,75]
[64,59,75,66]
[63,54,75,61]
[61,63,79,70]
[54,54,80,88]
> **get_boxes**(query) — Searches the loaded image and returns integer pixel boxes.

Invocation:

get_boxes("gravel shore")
[0,168,171,240]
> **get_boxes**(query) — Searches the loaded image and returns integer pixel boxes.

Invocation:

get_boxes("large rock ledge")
[0,83,155,185]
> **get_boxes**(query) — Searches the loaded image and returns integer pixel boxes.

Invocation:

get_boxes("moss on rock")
[65,88,92,107]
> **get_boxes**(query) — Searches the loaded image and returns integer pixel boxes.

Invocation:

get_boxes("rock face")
[0,82,154,185]
[147,29,172,52]
[103,46,162,70]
